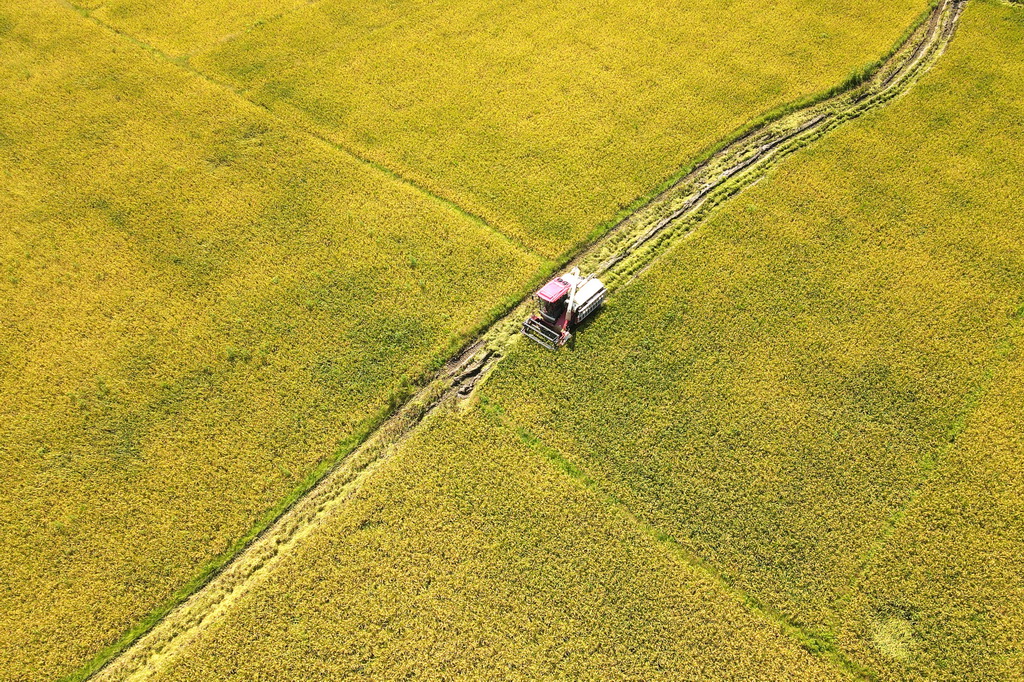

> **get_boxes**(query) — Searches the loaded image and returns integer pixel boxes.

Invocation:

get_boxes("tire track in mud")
[92,1,965,678]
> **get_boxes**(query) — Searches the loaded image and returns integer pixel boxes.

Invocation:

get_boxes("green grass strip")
[58,1,943,678]
[479,397,875,680]
[558,0,940,268]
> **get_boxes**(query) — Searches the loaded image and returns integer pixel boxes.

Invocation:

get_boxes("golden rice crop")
[840,343,1024,681]
[836,4,1024,679]
[147,406,839,680]
[486,0,1024,670]
[189,0,928,258]
[67,0,307,57]
[0,2,538,679]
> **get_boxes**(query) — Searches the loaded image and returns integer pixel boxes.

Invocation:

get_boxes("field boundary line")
[478,398,874,679]
[838,313,1024,609]
[76,1,966,679]
[53,0,544,263]
[183,1,320,58]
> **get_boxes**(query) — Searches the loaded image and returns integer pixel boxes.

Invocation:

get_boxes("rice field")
[842,339,1024,680]
[482,0,1024,675]
[189,0,928,257]
[3,0,1020,679]
[0,2,538,678]
[143,406,840,681]
[66,0,309,57]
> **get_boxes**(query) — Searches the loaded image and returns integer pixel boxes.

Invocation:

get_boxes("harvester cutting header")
[521,267,606,349]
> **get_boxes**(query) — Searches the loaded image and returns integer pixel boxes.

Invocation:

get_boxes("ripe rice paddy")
[843,334,1024,680]
[482,1,1024,676]
[66,0,308,57]
[189,0,928,257]
[144,407,841,681]
[0,1,538,678]
[2,0,1021,679]
[90,3,1024,679]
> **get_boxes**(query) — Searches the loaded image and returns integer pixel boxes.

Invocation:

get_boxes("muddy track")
[93,1,965,678]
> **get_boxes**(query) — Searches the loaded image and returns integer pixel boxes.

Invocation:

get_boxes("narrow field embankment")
[484,1,1023,679]
[89,1,967,679]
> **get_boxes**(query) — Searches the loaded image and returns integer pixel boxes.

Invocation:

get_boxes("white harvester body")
[521,267,606,349]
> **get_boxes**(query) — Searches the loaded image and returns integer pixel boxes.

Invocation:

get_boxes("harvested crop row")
[484,0,1024,677]
[0,2,539,679]
[142,405,841,681]
[86,4,972,677]
[189,0,929,257]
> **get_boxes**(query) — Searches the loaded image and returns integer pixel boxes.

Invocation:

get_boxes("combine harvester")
[521,267,606,349]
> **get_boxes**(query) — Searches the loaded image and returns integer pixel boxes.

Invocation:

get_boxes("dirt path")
[92,1,965,678]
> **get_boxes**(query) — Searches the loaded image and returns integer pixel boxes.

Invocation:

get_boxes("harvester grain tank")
[521,267,606,349]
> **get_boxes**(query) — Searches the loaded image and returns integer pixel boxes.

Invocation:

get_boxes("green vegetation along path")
[90,1,969,679]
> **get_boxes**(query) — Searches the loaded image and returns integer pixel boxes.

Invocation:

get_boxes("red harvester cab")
[521,267,606,349]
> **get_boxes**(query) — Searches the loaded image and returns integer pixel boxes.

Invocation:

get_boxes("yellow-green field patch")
[0,2,538,679]
[843,335,1024,680]
[483,0,1024,674]
[3,0,1018,679]
[67,0,309,57]
[192,0,928,257]
[837,5,1024,677]
[147,405,841,680]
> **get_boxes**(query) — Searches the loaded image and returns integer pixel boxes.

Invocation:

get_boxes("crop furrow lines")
[52,0,542,263]
[88,1,966,679]
[839,313,1024,611]
[488,406,877,680]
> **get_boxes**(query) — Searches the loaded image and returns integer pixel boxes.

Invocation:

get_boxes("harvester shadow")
[566,305,607,352]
